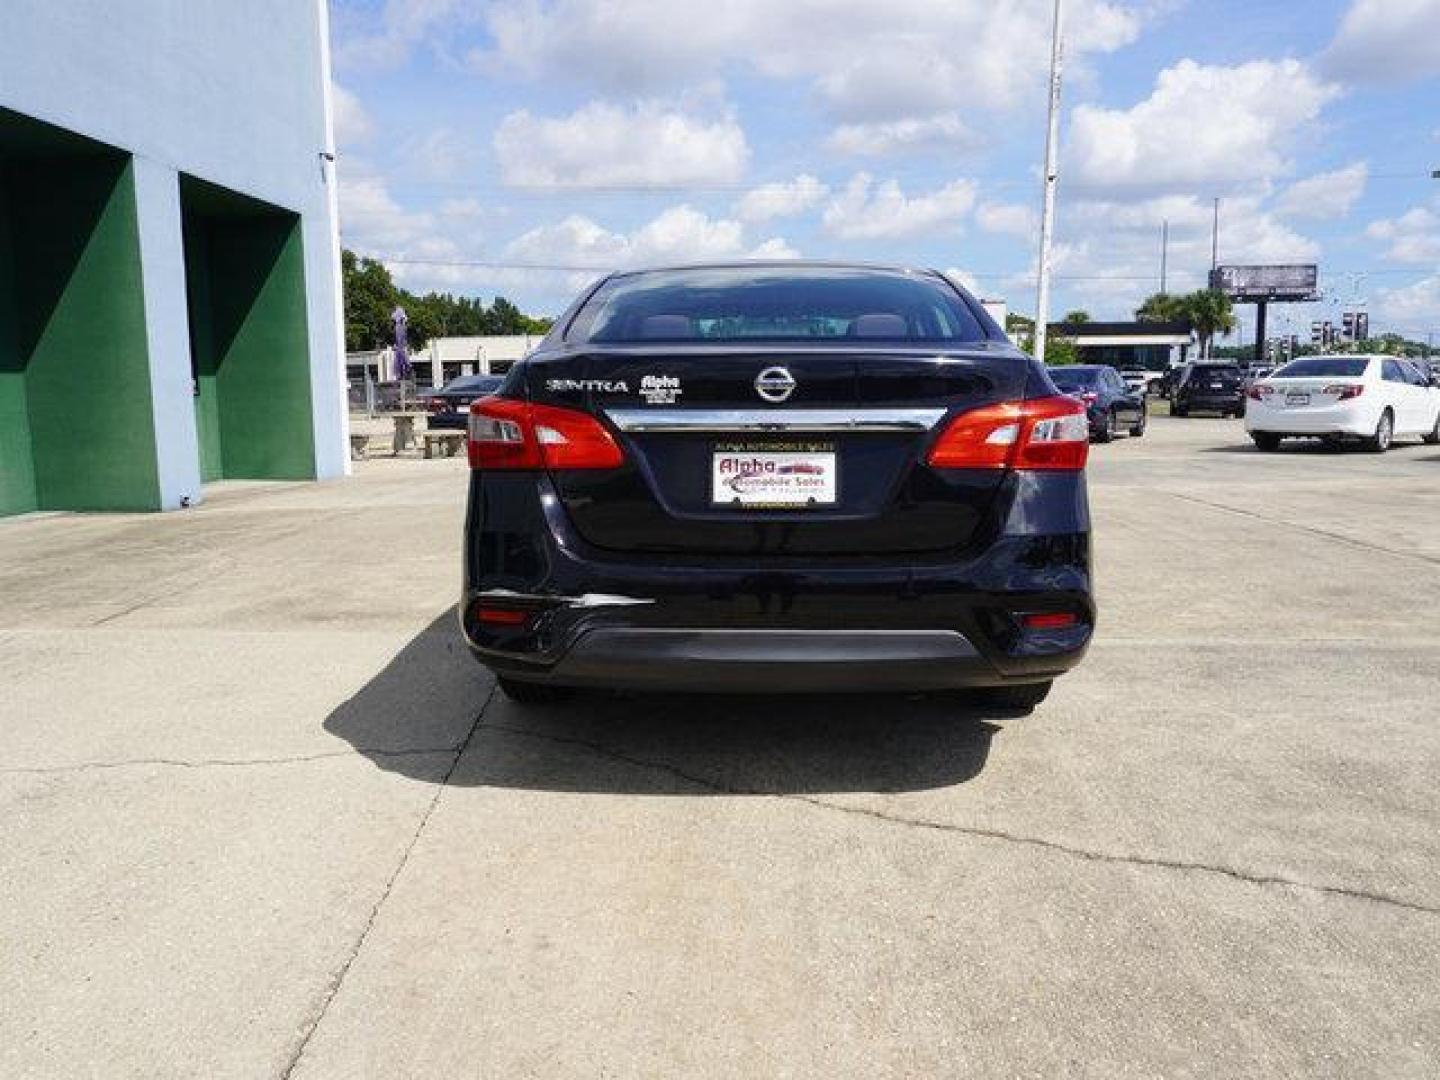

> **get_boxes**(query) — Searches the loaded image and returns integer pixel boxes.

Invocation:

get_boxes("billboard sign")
[1210,264,1319,301]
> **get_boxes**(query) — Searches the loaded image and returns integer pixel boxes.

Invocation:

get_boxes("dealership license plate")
[711,441,837,507]
[1286,392,1310,406]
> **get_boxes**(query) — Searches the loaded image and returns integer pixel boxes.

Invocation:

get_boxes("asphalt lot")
[2,416,1438,1078]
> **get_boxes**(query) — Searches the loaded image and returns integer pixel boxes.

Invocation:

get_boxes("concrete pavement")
[2,417,1437,1077]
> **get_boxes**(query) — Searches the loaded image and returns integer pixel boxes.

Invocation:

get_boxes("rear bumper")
[426,413,468,430]
[515,628,999,692]
[461,472,1094,692]
[1177,393,1242,412]
[1245,401,1377,436]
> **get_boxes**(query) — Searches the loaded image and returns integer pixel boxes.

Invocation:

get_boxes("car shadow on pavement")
[325,612,1004,795]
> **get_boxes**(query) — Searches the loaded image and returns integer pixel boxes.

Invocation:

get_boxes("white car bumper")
[1245,398,1379,436]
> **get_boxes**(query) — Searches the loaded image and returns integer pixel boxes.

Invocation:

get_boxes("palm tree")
[1134,292,1186,323]
[1183,289,1236,360]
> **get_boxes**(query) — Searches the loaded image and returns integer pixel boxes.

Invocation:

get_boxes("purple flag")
[392,306,412,378]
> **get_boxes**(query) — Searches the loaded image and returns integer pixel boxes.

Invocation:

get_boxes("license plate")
[712,442,837,507]
[1286,392,1310,406]
[1209,383,1223,390]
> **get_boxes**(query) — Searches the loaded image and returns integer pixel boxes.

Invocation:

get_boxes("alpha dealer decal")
[639,374,682,405]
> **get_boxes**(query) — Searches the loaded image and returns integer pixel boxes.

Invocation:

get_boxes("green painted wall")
[183,219,223,481]
[4,154,159,512]
[0,173,38,515]
[181,187,315,482]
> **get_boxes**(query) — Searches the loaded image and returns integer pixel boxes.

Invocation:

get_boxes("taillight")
[1246,384,1273,401]
[426,396,447,413]
[1324,383,1364,401]
[1079,391,1099,403]
[467,398,624,470]
[926,396,1089,472]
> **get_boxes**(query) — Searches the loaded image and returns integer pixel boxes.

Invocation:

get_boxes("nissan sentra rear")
[459,263,1094,710]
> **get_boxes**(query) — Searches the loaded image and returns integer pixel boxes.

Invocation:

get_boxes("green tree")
[1182,289,1236,359]
[1134,292,1186,323]
[341,250,402,352]
[1061,309,1091,324]
[1045,337,1081,365]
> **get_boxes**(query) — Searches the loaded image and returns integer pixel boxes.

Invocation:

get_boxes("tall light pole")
[1159,219,1169,294]
[1032,0,1065,364]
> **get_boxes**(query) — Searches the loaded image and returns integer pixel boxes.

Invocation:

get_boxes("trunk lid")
[525,345,1028,557]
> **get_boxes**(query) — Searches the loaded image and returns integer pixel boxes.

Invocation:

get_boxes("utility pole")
[1032,0,1064,365]
[1160,219,1168,294]
[1210,197,1220,273]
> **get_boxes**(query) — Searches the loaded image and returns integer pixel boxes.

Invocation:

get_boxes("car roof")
[600,259,949,281]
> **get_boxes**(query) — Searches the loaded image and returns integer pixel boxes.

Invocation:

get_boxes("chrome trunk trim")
[603,407,945,433]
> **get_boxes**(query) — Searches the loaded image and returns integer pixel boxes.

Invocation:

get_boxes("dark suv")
[460,263,1094,709]
[1173,363,1245,417]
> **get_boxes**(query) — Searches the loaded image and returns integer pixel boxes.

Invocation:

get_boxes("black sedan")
[423,374,504,429]
[459,262,1094,710]
[1046,365,1147,441]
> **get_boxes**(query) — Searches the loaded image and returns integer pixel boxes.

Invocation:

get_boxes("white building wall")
[0,0,348,489]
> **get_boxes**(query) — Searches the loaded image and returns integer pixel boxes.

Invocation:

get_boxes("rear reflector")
[1019,611,1079,630]
[474,605,531,626]
[469,398,624,470]
[927,395,1089,471]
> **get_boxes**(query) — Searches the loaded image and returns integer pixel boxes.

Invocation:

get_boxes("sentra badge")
[545,378,630,394]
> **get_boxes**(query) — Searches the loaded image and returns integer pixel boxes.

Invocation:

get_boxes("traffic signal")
[1356,313,1369,341]
[1311,321,1325,346]
[1341,312,1356,341]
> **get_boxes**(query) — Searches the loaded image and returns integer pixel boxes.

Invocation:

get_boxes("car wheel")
[968,681,1053,712]
[1251,432,1282,452]
[1173,404,1188,417]
[1129,411,1147,438]
[1366,409,1394,454]
[1095,410,1116,443]
[497,677,574,705]
[1424,412,1440,445]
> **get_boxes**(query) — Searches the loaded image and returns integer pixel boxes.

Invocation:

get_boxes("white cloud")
[335,0,478,70]
[734,175,828,223]
[825,114,977,157]
[404,128,482,182]
[1068,59,1340,191]
[976,200,1039,239]
[331,83,374,147]
[1374,275,1440,330]
[1321,0,1440,85]
[1273,162,1369,220]
[338,165,437,253]
[481,0,1143,123]
[493,100,749,188]
[504,205,794,270]
[822,174,978,241]
[1366,200,1440,263]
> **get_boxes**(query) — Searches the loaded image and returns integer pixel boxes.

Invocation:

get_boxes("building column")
[132,155,202,510]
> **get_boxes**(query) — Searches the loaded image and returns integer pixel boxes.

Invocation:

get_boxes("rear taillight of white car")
[1324,383,1364,401]
[926,396,1089,471]
[1246,385,1273,401]
[468,398,625,470]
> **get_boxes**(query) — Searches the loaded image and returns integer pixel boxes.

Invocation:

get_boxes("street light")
[1032,0,1065,365]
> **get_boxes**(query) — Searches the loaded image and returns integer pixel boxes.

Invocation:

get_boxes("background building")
[1045,321,1195,372]
[0,0,346,517]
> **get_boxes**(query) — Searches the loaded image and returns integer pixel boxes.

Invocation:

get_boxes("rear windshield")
[445,375,503,392]
[1048,368,1100,388]
[570,266,991,344]
[1272,357,1370,378]
[1189,366,1241,382]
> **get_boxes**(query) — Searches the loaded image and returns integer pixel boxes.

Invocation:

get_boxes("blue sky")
[328,0,1440,343]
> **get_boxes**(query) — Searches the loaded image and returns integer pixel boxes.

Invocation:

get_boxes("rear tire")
[1095,410,1116,443]
[1424,412,1440,445]
[1129,411,1147,438]
[497,677,574,705]
[1173,404,1188,418]
[970,681,1053,712]
[1366,409,1394,453]
[1251,432,1282,452]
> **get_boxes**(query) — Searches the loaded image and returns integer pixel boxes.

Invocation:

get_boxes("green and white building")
[0,0,347,517]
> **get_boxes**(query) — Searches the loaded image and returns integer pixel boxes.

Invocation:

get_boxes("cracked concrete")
[2,420,1439,1078]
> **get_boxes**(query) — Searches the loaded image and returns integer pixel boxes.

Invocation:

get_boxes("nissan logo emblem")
[754,366,797,403]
